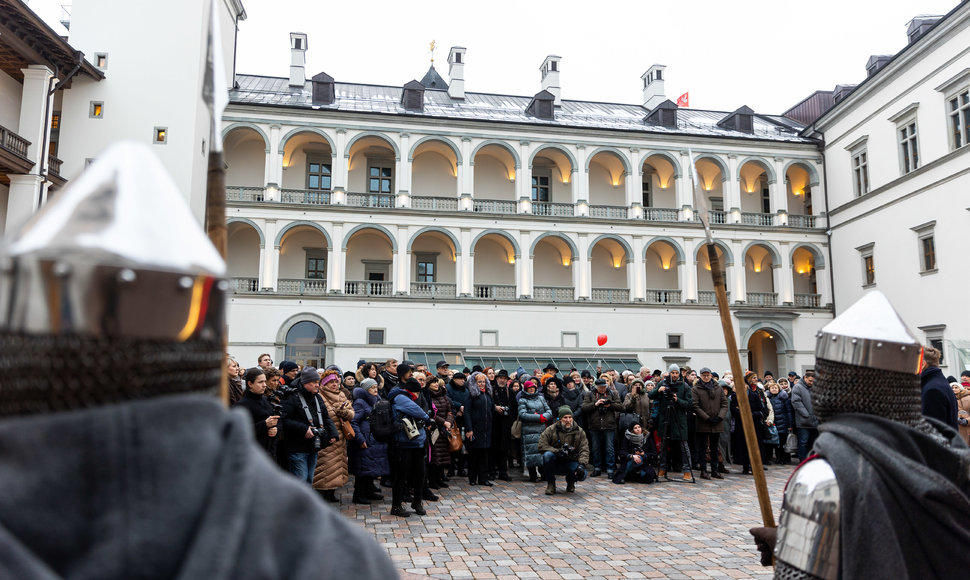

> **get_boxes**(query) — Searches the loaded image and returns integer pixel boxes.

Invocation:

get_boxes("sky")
[31,0,961,114]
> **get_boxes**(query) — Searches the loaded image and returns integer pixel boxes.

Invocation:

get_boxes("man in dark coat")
[537,406,590,494]
[464,372,495,486]
[582,378,621,478]
[446,372,470,477]
[691,367,727,480]
[281,367,338,484]
[649,364,693,480]
[920,346,959,429]
[490,369,517,481]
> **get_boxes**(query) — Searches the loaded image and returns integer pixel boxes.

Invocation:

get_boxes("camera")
[310,427,330,450]
[270,402,283,417]
[499,406,510,414]
[276,384,297,398]
[556,444,577,460]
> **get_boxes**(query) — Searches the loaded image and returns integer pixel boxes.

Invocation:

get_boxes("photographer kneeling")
[537,407,590,495]
[281,366,338,484]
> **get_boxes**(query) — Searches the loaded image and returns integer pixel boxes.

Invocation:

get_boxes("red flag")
[676,92,689,107]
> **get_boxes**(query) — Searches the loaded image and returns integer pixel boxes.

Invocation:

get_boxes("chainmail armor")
[774,560,823,580]
[0,332,221,418]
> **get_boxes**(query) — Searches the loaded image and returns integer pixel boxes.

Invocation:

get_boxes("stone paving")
[337,464,792,579]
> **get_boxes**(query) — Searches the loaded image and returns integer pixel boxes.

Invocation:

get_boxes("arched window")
[285,321,327,368]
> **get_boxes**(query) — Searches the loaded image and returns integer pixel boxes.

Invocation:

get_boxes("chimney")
[907,15,942,44]
[540,55,561,106]
[448,46,466,100]
[289,32,308,87]
[866,55,892,78]
[641,64,666,109]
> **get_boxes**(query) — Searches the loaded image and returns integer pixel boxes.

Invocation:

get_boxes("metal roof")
[419,66,448,89]
[229,74,812,143]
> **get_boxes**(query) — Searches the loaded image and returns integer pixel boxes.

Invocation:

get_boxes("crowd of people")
[225,352,882,517]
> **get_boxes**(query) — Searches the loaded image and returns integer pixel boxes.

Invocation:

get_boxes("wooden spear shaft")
[205,149,229,406]
[707,242,775,528]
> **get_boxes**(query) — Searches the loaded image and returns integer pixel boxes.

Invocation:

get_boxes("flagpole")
[688,149,775,531]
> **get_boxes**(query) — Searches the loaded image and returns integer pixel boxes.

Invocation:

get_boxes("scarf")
[625,428,647,448]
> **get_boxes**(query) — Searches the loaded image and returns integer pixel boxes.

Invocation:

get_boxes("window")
[95,53,107,69]
[899,120,919,173]
[50,113,60,130]
[856,242,875,287]
[921,237,936,271]
[948,90,970,149]
[89,101,103,118]
[667,334,682,349]
[641,179,652,207]
[550,61,557,72]
[561,332,579,348]
[910,221,937,274]
[416,253,437,283]
[153,127,167,144]
[531,172,550,202]
[480,330,498,347]
[306,255,326,279]
[709,197,724,212]
[455,52,462,64]
[367,329,385,345]
[761,185,771,214]
[655,69,662,80]
[853,149,870,197]
[368,165,393,193]
[307,158,332,190]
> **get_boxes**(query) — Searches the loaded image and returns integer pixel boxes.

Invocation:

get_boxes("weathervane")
[430,40,436,64]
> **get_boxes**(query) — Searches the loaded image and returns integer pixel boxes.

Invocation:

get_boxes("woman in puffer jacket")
[518,379,553,482]
[767,383,793,464]
[348,379,389,504]
[428,378,455,489]
[313,370,355,503]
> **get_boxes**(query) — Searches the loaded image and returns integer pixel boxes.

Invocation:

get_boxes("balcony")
[0,124,33,174]
[232,277,259,293]
[643,208,679,222]
[589,205,627,220]
[794,293,821,308]
[697,290,731,305]
[345,280,393,296]
[281,188,331,205]
[746,292,778,307]
[412,196,459,211]
[47,154,66,186]
[227,186,264,202]
[591,287,629,303]
[347,192,393,208]
[708,210,727,224]
[741,212,774,227]
[279,278,328,295]
[473,284,516,299]
[533,286,575,302]
[788,214,817,228]
[410,282,457,298]
[644,288,681,304]
[473,199,517,214]
[533,202,573,217]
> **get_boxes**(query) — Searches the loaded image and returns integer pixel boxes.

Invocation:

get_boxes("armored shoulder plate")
[775,459,840,580]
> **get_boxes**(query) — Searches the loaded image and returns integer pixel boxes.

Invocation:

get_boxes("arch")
[642,150,682,177]
[741,323,792,353]
[742,241,781,265]
[528,144,578,170]
[471,229,521,258]
[692,153,729,182]
[222,123,270,151]
[342,223,398,251]
[227,217,265,248]
[471,139,521,168]
[643,236,686,264]
[275,312,336,347]
[584,147,632,173]
[695,239,735,266]
[278,127,337,155]
[790,243,826,269]
[736,156,776,184]
[783,160,821,187]
[529,231,579,259]
[408,226,461,254]
[587,234,633,261]
[344,131,400,160]
[274,220,332,249]
[409,136,462,164]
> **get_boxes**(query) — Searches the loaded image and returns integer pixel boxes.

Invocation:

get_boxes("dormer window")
[717,105,755,134]
[643,99,678,129]
[311,71,335,105]
[402,80,425,111]
[526,90,556,120]
[550,61,557,72]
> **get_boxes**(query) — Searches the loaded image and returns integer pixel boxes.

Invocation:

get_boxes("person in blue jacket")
[388,378,430,517]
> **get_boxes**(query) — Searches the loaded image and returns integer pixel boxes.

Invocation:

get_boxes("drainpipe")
[820,139,836,315]
[36,52,84,199]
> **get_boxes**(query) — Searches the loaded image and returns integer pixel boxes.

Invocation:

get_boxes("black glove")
[555,448,570,460]
[712,416,723,423]
[706,416,719,424]
[749,526,777,566]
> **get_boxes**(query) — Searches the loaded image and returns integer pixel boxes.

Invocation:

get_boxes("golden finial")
[430,40,436,64]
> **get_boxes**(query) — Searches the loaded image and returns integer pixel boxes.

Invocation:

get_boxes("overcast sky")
[34,0,959,114]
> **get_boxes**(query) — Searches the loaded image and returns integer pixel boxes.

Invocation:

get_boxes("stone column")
[627,147,642,219]
[772,157,788,225]
[332,222,345,293]
[632,235,645,301]
[726,154,741,224]
[815,264,832,307]
[520,230,532,298]
[683,237,697,302]
[265,124,279,188]
[459,228,472,296]
[397,133,410,208]
[676,150,692,221]
[395,225,409,294]
[257,245,266,290]
[517,141,532,214]
[333,129,347,204]
[778,242,793,305]
[262,219,278,290]
[577,233,591,300]
[733,240,746,303]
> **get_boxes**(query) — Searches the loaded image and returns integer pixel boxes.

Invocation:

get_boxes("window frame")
[415,252,438,283]
[947,88,970,150]
[305,248,327,279]
[934,68,970,151]
[852,147,869,196]
[306,155,332,191]
[856,242,875,288]
[667,333,683,350]
[909,221,937,275]
[367,328,386,345]
[889,105,920,175]
[531,168,551,202]
[89,101,103,119]
[367,162,394,194]
[153,126,167,144]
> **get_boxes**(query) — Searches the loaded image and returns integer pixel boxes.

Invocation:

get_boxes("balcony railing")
[708,210,727,224]
[281,188,331,205]
[788,214,817,228]
[279,278,328,295]
[473,284,516,299]
[231,277,259,293]
[533,202,574,217]
[589,205,627,220]
[412,196,459,211]
[345,280,393,296]
[473,199,517,214]
[644,288,681,304]
[742,212,774,226]
[643,207,679,222]
[591,287,629,303]
[697,290,730,305]
[794,293,821,308]
[533,286,575,302]
[227,186,264,202]
[746,292,778,307]
[410,282,456,298]
[346,192,394,208]
[47,154,63,177]
[0,124,30,159]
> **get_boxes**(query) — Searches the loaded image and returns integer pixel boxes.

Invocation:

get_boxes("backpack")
[369,398,397,443]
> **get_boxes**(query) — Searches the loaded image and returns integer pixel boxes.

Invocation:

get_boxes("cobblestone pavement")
[338,464,792,579]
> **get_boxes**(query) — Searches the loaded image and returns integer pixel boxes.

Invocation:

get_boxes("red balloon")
[597,334,608,346]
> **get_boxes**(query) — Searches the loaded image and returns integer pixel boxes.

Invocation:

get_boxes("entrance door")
[284,321,326,369]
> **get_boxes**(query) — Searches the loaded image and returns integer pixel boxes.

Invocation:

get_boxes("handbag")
[340,418,356,440]
[510,418,522,439]
[447,424,463,452]
[784,431,798,453]
[763,424,780,446]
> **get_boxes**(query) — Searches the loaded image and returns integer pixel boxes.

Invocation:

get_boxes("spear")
[689,149,775,529]
[203,0,229,404]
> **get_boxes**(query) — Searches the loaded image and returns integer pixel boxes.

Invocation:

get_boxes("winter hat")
[744,370,757,382]
[558,406,573,418]
[763,370,775,378]
[668,363,680,373]
[496,369,510,378]
[594,378,607,387]
[472,365,484,373]
[320,370,340,387]
[397,363,414,378]
[343,371,356,380]
[360,378,378,390]
[299,366,320,383]
[523,380,537,391]
[580,369,593,378]
[961,370,970,378]
[356,359,367,369]
[280,361,299,373]
[452,372,466,381]
[631,378,645,387]
[405,378,422,392]
[699,367,712,375]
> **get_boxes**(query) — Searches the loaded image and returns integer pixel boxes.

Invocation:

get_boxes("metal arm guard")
[774,459,840,580]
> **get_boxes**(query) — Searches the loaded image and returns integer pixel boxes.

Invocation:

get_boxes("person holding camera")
[538,406,590,494]
[582,378,621,478]
[649,364,693,480]
[691,367,728,480]
[281,366,338,485]
[233,367,280,458]
[388,378,432,517]
[613,422,658,484]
